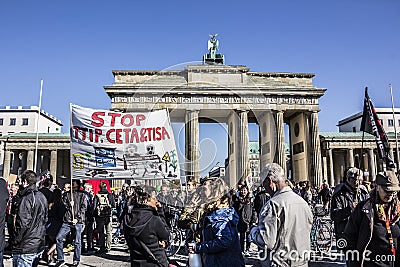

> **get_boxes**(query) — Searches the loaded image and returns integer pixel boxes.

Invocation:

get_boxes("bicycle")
[310,205,335,253]
[165,206,186,257]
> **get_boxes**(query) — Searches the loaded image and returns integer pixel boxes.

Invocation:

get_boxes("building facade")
[0,106,62,176]
[338,108,400,133]
[0,133,70,187]
[321,108,400,186]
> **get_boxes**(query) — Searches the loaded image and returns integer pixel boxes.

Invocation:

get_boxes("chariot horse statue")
[203,34,224,64]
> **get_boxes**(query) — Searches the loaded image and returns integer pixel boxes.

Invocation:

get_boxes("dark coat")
[330,182,369,240]
[319,187,331,203]
[61,189,88,224]
[39,187,53,203]
[233,196,257,232]
[124,205,169,267]
[195,207,245,267]
[12,184,48,254]
[343,197,400,267]
[83,190,95,222]
[253,191,270,216]
[46,200,65,237]
[0,179,9,251]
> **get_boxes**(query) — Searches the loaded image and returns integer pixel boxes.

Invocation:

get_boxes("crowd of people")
[0,171,121,267]
[1,164,400,267]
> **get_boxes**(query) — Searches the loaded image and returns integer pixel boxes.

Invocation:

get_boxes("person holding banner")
[55,180,87,267]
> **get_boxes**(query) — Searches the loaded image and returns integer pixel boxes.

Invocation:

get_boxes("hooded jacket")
[124,205,169,267]
[12,184,48,254]
[194,207,245,267]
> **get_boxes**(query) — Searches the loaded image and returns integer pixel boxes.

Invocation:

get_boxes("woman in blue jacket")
[190,178,245,267]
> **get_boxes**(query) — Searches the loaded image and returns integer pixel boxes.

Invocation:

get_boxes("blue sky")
[1,0,399,175]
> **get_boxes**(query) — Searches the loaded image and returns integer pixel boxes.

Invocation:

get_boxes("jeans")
[96,217,112,251]
[12,251,43,267]
[82,220,94,251]
[239,230,251,252]
[113,225,121,238]
[56,223,84,262]
[0,251,3,267]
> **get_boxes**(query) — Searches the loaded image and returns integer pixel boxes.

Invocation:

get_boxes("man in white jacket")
[250,163,313,267]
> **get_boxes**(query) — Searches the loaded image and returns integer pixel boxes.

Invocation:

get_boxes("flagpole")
[69,103,75,223]
[34,79,44,173]
[360,131,365,171]
[389,83,399,172]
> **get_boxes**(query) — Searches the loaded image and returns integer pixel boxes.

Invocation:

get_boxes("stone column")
[333,151,343,185]
[3,150,11,180]
[259,111,274,171]
[276,110,286,174]
[322,155,328,184]
[237,110,249,181]
[328,149,335,186]
[310,111,323,186]
[185,110,200,181]
[368,148,376,180]
[20,151,27,171]
[363,153,369,172]
[27,150,34,171]
[50,150,58,185]
[12,150,20,174]
[348,148,354,167]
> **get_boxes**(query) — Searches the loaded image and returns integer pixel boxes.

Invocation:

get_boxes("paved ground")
[2,243,346,267]
[3,210,345,267]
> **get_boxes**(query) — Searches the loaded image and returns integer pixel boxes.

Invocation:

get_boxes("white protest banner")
[70,104,180,180]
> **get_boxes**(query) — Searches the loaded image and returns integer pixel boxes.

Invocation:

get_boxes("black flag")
[360,87,395,168]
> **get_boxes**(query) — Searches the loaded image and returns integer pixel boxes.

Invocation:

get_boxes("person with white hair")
[250,163,313,267]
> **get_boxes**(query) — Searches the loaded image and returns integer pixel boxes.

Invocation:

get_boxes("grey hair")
[260,163,285,183]
[84,183,92,190]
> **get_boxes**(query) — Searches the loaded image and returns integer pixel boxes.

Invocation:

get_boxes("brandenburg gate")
[104,63,326,186]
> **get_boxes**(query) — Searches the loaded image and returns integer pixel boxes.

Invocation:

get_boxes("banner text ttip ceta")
[70,104,180,180]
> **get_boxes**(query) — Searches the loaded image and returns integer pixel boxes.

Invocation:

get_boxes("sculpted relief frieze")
[112,95,317,106]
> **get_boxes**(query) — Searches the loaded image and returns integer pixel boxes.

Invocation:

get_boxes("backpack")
[96,193,112,217]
